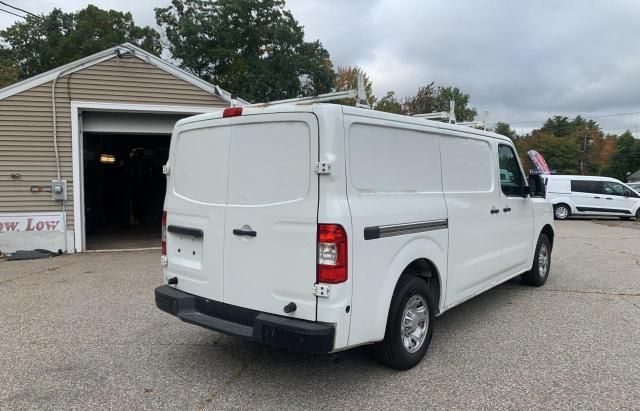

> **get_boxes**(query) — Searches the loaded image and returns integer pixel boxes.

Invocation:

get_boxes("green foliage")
[374,91,405,114]
[334,66,375,106]
[604,131,640,181]
[514,115,640,180]
[0,5,161,81]
[299,41,335,96]
[542,116,573,137]
[156,0,335,103]
[434,86,477,122]
[534,131,581,174]
[493,122,517,139]
[402,82,476,121]
[0,46,19,88]
[541,115,602,138]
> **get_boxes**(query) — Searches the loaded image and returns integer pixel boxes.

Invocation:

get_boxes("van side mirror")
[521,185,530,197]
[527,175,546,198]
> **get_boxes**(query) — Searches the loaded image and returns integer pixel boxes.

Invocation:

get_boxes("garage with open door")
[0,43,242,254]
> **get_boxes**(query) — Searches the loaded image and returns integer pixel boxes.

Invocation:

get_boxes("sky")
[1,0,639,135]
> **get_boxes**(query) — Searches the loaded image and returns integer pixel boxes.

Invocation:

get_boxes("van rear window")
[174,126,230,204]
[227,121,311,205]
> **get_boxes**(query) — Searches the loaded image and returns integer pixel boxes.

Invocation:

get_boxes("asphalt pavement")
[1,220,639,410]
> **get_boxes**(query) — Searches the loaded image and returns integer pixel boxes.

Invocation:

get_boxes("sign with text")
[0,213,64,233]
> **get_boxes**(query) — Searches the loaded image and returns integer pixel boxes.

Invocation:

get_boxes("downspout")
[51,72,68,252]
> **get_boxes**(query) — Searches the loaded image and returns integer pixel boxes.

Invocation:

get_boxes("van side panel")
[342,115,448,347]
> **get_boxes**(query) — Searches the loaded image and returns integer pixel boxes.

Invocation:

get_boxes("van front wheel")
[521,234,551,287]
[374,276,435,370]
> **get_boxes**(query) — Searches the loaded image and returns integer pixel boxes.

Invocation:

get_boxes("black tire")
[553,204,570,220]
[374,276,435,370]
[636,209,640,220]
[521,234,551,287]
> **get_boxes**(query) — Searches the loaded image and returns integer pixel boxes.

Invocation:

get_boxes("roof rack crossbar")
[243,73,370,109]
[412,100,457,124]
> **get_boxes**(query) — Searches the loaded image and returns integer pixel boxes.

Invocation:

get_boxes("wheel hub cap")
[555,207,568,219]
[538,243,549,277]
[401,295,429,353]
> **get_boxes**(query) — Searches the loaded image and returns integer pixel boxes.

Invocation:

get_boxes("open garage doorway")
[83,132,170,250]
[75,109,206,251]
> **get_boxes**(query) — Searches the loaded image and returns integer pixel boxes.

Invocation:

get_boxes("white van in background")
[155,103,554,369]
[545,175,640,220]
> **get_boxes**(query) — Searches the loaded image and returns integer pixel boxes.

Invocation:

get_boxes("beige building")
[0,44,238,253]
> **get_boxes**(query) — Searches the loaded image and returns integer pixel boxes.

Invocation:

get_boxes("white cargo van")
[545,175,640,220]
[155,104,554,369]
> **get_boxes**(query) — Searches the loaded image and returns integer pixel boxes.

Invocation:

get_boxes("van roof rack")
[457,120,486,130]
[412,100,457,124]
[238,73,370,109]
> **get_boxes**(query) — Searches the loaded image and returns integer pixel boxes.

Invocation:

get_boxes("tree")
[605,131,640,181]
[534,131,581,174]
[402,82,476,121]
[333,66,375,106]
[1,5,161,81]
[0,46,19,88]
[156,0,335,103]
[541,116,573,137]
[298,40,335,96]
[402,82,437,115]
[374,91,405,114]
[493,122,517,139]
[433,86,477,122]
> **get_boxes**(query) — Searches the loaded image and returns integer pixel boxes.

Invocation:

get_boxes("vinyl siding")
[0,54,228,231]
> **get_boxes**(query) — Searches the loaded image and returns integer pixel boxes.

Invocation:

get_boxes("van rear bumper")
[154,285,335,353]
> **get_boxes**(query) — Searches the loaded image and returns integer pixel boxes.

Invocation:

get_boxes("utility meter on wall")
[51,179,67,201]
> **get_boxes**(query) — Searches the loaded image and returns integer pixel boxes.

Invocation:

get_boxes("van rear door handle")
[490,207,500,214]
[593,196,601,199]
[233,229,257,237]
[605,197,613,200]
[503,207,512,212]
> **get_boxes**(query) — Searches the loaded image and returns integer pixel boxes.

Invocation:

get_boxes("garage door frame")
[71,101,219,252]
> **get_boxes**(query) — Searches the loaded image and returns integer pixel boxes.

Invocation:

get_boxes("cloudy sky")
[1,0,639,135]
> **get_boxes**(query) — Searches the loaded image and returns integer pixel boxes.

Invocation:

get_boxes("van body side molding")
[575,207,631,214]
[364,219,448,240]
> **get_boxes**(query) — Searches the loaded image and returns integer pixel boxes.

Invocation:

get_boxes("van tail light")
[161,211,167,256]
[223,107,243,118]
[317,224,348,284]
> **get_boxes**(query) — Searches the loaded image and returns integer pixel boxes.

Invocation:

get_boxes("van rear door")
[223,113,319,321]
[166,120,231,302]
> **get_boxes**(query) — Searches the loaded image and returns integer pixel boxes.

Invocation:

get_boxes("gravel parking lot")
[1,220,639,410]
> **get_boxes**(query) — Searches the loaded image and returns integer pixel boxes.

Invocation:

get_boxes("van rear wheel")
[374,276,435,370]
[521,234,551,287]
[553,204,570,220]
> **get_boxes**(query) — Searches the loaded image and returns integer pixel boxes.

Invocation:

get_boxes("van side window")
[498,144,524,196]
[603,182,626,196]
[571,180,603,194]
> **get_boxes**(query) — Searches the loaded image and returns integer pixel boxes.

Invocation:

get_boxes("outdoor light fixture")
[99,154,116,164]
